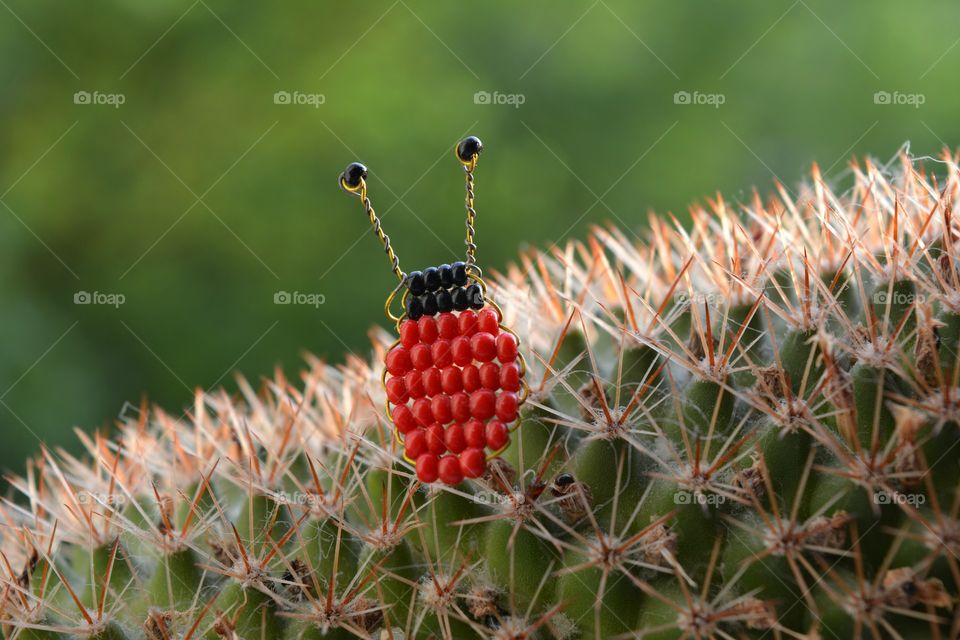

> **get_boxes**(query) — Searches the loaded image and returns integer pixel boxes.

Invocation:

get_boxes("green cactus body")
[3,152,960,638]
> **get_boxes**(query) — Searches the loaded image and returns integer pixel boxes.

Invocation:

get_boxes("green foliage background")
[0,0,957,476]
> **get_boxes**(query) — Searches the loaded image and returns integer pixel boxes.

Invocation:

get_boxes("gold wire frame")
[381,272,530,465]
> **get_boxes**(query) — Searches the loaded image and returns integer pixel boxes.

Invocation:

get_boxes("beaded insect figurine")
[339,136,528,486]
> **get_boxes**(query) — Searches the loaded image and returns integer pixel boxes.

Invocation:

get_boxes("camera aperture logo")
[274,290,326,308]
[273,90,325,108]
[74,291,125,308]
[674,90,725,108]
[74,90,125,109]
[873,91,925,108]
[474,90,525,109]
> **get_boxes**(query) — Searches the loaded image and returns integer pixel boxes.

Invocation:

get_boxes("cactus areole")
[339,137,530,486]
[3,146,960,639]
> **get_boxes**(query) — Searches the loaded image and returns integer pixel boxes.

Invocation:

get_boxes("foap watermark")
[77,491,127,507]
[274,291,326,308]
[273,90,325,108]
[275,491,325,508]
[675,292,727,306]
[874,490,926,506]
[474,90,525,109]
[673,90,725,108]
[873,91,925,109]
[873,290,925,305]
[74,291,125,308]
[473,491,522,507]
[74,90,125,109]
[674,490,726,506]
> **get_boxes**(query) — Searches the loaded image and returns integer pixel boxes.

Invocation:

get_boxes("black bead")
[457,136,483,163]
[555,473,574,487]
[406,271,425,296]
[405,295,424,320]
[436,289,453,313]
[423,267,441,292]
[451,287,470,311]
[341,162,367,189]
[451,262,468,287]
[466,283,484,310]
[420,293,438,316]
[438,263,454,288]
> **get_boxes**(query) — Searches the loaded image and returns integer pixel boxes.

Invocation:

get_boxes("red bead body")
[387,304,524,485]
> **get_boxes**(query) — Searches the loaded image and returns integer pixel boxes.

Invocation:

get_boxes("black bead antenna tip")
[339,162,367,192]
[456,136,483,164]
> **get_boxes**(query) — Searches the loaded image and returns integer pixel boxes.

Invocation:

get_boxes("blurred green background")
[0,0,957,477]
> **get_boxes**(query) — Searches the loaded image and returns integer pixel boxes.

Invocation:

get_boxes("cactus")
[3,148,960,639]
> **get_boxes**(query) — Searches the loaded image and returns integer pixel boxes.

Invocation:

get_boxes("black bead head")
[451,261,468,287]
[451,287,470,311]
[403,263,484,319]
[457,136,483,163]
[423,267,441,292]
[436,289,453,313]
[466,283,485,310]
[341,162,367,190]
[405,295,424,320]
[406,271,426,297]
[420,293,438,316]
[438,264,454,288]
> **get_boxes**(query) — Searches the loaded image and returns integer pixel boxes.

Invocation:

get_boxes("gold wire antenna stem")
[463,162,477,268]
[456,136,483,270]
[339,162,405,283]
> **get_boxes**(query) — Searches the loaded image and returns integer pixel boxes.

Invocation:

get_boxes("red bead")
[399,320,419,349]
[386,377,408,404]
[431,395,453,425]
[451,392,471,423]
[412,398,433,427]
[422,368,442,397]
[478,308,500,335]
[496,333,518,363]
[464,419,486,448]
[405,370,425,399]
[438,455,464,485]
[416,454,439,483]
[458,310,479,336]
[418,316,439,344]
[451,336,473,366]
[499,363,520,392]
[437,312,459,340]
[404,428,427,459]
[444,423,467,453]
[470,389,496,420]
[496,392,519,423]
[479,362,500,390]
[486,420,509,450]
[385,347,411,376]
[460,448,486,478]
[440,367,463,394]
[462,365,481,392]
[431,340,453,369]
[426,424,446,455]
[471,333,497,363]
[393,405,416,434]
[410,344,432,371]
